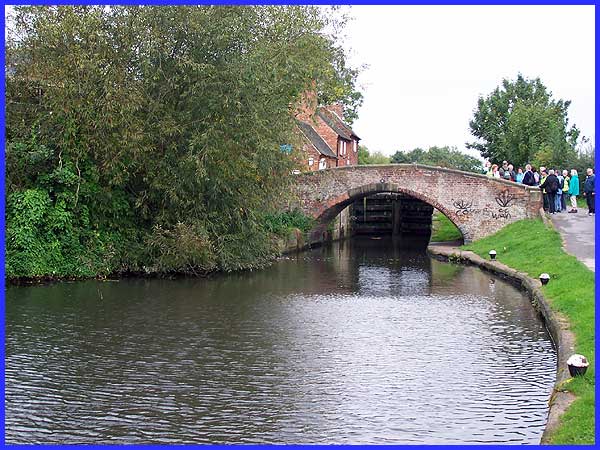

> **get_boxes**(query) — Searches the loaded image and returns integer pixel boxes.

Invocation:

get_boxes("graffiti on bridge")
[453,198,512,220]
[495,190,515,208]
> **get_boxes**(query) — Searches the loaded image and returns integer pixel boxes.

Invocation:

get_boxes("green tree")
[358,145,370,165]
[358,145,390,165]
[390,146,482,173]
[467,74,579,168]
[5,5,362,277]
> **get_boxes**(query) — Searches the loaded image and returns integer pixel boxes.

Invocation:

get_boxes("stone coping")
[299,163,541,193]
[427,244,577,444]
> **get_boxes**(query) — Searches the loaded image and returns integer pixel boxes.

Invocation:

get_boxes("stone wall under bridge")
[292,164,543,244]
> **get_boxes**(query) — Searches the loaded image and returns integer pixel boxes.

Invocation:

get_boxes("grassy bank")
[462,219,594,444]
[431,212,463,242]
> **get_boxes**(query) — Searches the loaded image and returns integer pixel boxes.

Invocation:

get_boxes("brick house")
[296,120,338,170]
[295,92,360,171]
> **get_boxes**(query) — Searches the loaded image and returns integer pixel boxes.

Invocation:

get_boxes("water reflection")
[5,237,556,444]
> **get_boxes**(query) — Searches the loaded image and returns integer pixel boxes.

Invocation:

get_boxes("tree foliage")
[5,5,362,278]
[357,145,390,165]
[467,74,580,168]
[390,146,482,173]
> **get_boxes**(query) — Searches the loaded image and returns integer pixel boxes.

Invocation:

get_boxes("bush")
[5,189,120,278]
[263,210,315,236]
[144,222,217,274]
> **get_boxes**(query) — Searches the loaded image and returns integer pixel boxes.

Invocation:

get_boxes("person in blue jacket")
[583,168,595,215]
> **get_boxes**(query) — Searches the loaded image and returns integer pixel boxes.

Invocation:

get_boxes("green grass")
[430,212,463,242]
[462,219,594,444]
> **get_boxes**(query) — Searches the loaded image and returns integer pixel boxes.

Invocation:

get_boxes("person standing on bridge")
[521,164,535,186]
[507,164,516,181]
[516,167,524,183]
[583,168,595,215]
[499,160,509,178]
[568,169,580,213]
[488,164,501,178]
[482,160,491,175]
[533,166,541,186]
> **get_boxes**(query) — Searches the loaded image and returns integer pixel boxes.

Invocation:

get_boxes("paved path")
[550,211,595,271]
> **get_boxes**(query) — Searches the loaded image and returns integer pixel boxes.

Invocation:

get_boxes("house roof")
[296,120,337,159]
[316,107,360,141]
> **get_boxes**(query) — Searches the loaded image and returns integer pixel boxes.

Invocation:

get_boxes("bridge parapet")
[293,164,542,243]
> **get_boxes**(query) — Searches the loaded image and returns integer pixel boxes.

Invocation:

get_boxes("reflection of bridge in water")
[292,164,542,243]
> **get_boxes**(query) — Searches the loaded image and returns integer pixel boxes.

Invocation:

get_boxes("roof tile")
[296,120,337,158]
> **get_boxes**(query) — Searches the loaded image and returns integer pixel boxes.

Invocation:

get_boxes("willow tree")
[5,5,362,276]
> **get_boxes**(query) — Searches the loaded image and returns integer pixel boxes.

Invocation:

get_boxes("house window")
[319,158,326,170]
[339,139,347,156]
[308,157,314,166]
[353,140,357,152]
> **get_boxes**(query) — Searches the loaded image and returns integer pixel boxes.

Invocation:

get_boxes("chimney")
[327,102,344,119]
[295,81,318,122]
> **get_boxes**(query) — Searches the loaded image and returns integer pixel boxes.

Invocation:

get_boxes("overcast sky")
[342,5,595,158]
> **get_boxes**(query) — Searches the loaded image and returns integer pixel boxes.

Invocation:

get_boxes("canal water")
[5,237,556,444]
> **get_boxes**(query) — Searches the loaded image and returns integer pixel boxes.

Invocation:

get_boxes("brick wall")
[302,142,336,171]
[293,164,542,243]
[309,115,340,165]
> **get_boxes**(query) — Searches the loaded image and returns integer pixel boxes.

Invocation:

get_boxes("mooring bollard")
[489,250,497,260]
[567,354,589,377]
[539,273,550,285]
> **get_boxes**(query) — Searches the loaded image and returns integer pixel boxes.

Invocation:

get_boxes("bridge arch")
[315,181,467,240]
[293,164,542,243]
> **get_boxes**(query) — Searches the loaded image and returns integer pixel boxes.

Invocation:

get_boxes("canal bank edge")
[427,244,577,444]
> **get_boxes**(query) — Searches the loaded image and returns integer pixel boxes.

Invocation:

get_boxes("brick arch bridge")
[293,164,542,243]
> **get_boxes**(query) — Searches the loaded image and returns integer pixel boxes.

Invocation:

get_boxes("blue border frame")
[1,2,6,447]
[595,4,599,448]
[1,1,597,448]
[1,1,598,4]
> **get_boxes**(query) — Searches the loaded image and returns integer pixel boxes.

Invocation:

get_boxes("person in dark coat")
[540,169,560,214]
[522,164,536,186]
[583,168,595,215]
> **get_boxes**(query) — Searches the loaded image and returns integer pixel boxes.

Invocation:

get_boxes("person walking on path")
[583,168,595,215]
[561,170,570,212]
[540,169,560,214]
[568,169,580,213]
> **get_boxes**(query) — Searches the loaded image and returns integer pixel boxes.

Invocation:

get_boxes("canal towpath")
[549,211,595,272]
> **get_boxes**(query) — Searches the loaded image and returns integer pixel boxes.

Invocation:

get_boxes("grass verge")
[462,218,594,444]
[431,212,463,242]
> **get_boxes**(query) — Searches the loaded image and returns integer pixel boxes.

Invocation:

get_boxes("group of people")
[483,160,596,216]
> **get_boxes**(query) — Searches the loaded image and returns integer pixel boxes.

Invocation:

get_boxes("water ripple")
[5,238,556,444]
